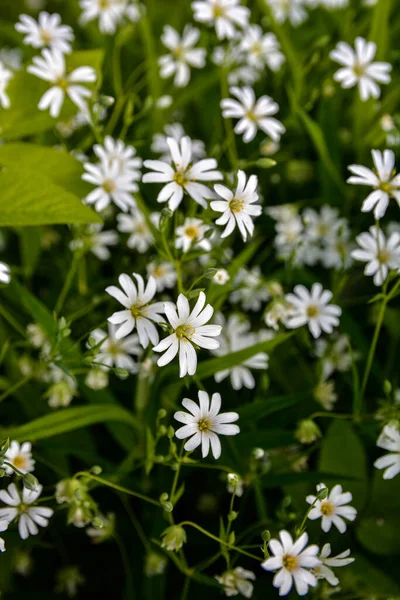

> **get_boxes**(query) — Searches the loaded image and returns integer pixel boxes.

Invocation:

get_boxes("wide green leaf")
[237,392,307,424]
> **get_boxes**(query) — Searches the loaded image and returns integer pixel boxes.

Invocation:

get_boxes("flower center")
[103,178,116,193]
[213,3,225,18]
[184,226,199,239]
[307,304,320,318]
[229,199,245,213]
[282,554,298,571]
[99,0,111,8]
[379,181,393,194]
[318,224,329,236]
[353,61,366,77]
[198,418,212,432]
[153,266,165,277]
[245,110,257,122]
[172,47,184,60]
[56,77,69,90]
[12,455,26,470]
[136,223,147,234]
[377,248,391,263]
[174,170,189,186]
[130,304,146,319]
[320,500,334,516]
[251,42,263,57]
[18,504,29,514]
[107,342,120,356]
[175,324,194,339]
[40,29,53,44]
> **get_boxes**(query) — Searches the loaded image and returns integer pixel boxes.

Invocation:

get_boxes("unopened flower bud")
[22,473,39,492]
[161,525,186,552]
[295,419,322,445]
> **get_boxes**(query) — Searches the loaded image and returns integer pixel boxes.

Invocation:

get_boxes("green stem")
[54,253,81,316]
[0,304,26,337]
[180,576,191,600]
[360,296,387,400]
[0,373,34,404]
[170,445,184,504]
[113,532,135,598]
[221,70,238,170]
[73,472,160,507]
[120,494,151,552]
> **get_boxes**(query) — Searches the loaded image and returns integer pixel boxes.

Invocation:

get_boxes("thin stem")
[360,296,387,400]
[120,494,151,552]
[113,532,135,598]
[0,373,34,404]
[170,445,184,504]
[180,576,191,600]
[0,304,26,337]
[73,472,160,507]
[220,70,238,170]
[54,253,81,316]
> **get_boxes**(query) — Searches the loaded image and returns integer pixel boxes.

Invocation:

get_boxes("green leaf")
[369,0,392,60]
[237,392,307,424]
[0,404,140,441]
[348,554,400,596]
[318,420,368,510]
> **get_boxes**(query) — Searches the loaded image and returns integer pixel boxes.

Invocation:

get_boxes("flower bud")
[22,473,40,492]
[161,525,187,552]
[295,419,322,445]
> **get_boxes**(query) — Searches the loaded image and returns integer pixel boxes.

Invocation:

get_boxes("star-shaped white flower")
[90,324,141,374]
[306,483,357,533]
[351,225,400,286]
[240,25,285,72]
[82,159,139,212]
[174,390,239,459]
[221,86,285,143]
[15,12,74,53]
[314,544,354,587]
[0,483,53,540]
[153,292,221,377]
[330,37,391,101]
[159,25,206,87]
[4,441,35,475]
[285,283,341,339]
[347,150,400,219]
[192,0,250,40]
[374,424,400,480]
[266,0,308,27]
[79,0,126,34]
[175,217,212,253]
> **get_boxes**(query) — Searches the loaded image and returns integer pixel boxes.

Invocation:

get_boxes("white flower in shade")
[306,484,357,533]
[70,224,119,260]
[0,61,13,109]
[0,484,53,540]
[374,424,400,480]
[262,531,321,596]
[212,314,268,390]
[314,380,337,411]
[240,25,284,72]
[213,268,230,285]
[221,86,285,143]
[147,262,177,292]
[192,0,250,40]
[4,442,35,475]
[351,226,400,286]
[15,12,74,53]
[117,211,159,252]
[90,324,141,374]
[175,218,212,253]
[230,266,270,311]
[106,273,165,347]
[0,48,22,71]
[215,566,256,597]
[174,391,239,458]
[265,300,294,331]
[86,512,115,543]
[227,473,245,497]
[211,171,261,241]
[315,334,353,379]
[266,0,308,26]
[153,292,221,377]
[45,365,77,408]
[151,123,205,162]
[85,366,109,390]
[285,283,341,339]
[27,49,96,118]
[347,150,400,219]
[314,544,354,587]
[93,136,142,179]
[0,261,11,284]
[330,37,391,101]
[82,160,138,213]
[159,25,206,87]
[143,136,223,211]
[79,0,125,34]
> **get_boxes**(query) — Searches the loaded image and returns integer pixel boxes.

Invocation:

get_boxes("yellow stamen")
[320,500,334,516]
[307,304,320,318]
[229,199,245,213]
[282,555,298,571]
[198,418,212,432]
[175,324,194,339]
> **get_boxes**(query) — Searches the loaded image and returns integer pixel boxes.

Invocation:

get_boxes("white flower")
[265,300,294,331]
[143,136,223,211]
[314,544,354,587]
[192,0,250,40]
[0,261,11,284]
[4,442,35,475]
[94,136,142,179]
[70,224,119,260]
[27,49,96,118]
[86,512,115,543]
[153,292,221,377]
[79,0,125,34]
[45,365,77,408]
[213,268,230,285]
[0,61,13,109]
[262,530,321,596]
[320,0,349,7]
[314,380,337,411]
[215,566,256,597]
[266,0,308,26]
[83,160,138,213]
[15,12,74,53]
[330,37,391,101]
[85,366,109,390]
[147,262,177,292]
[117,211,159,252]
[240,25,284,72]
[212,314,268,390]
[351,226,400,286]
[151,123,205,162]
[0,48,23,71]
[0,483,53,540]
[90,324,141,374]
[347,150,400,219]
[227,473,245,497]
[230,266,270,311]
[306,483,357,533]
[315,334,353,379]
[159,25,206,87]
[106,273,165,347]
[374,424,400,480]
[175,218,212,253]
[0,520,8,552]
[285,283,341,339]
[211,171,261,241]
[174,391,239,459]
[221,86,285,143]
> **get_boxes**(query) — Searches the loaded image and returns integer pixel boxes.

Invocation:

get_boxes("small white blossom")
[147,262,177,292]
[106,273,165,347]
[0,62,13,109]
[221,86,285,143]
[15,12,74,53]
[143,136,223,211]
[70,224,119,260]
[94,136,142,179]
[285,283,341,339]
[215,566,255,597]
[192,0,250,40]
[213,268,230,285]
[151,123,205,162]
[174,390,239,459]
[175,218,212,253]
[79,0,125,34]
[28,49,96,118]
[83,160,138,213]
[315,334,353,379]
[153,292,221,377]
[86,512,115,543]
[117,211,159,252]
[330,37,391,101]
[159,25,206,87]
[347,150,400,219]
[307,483,357,533]
[0,484,53,540]
[266,0,308,26]
[351,226,400,286]
[230,266,270,311]
[4,442,35,475]
[90,324,141,374]
[314,544,354,587]
[374,424,400,480]
[240,25,284,72]
[262,530,321,596]
[0,261,11,284]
